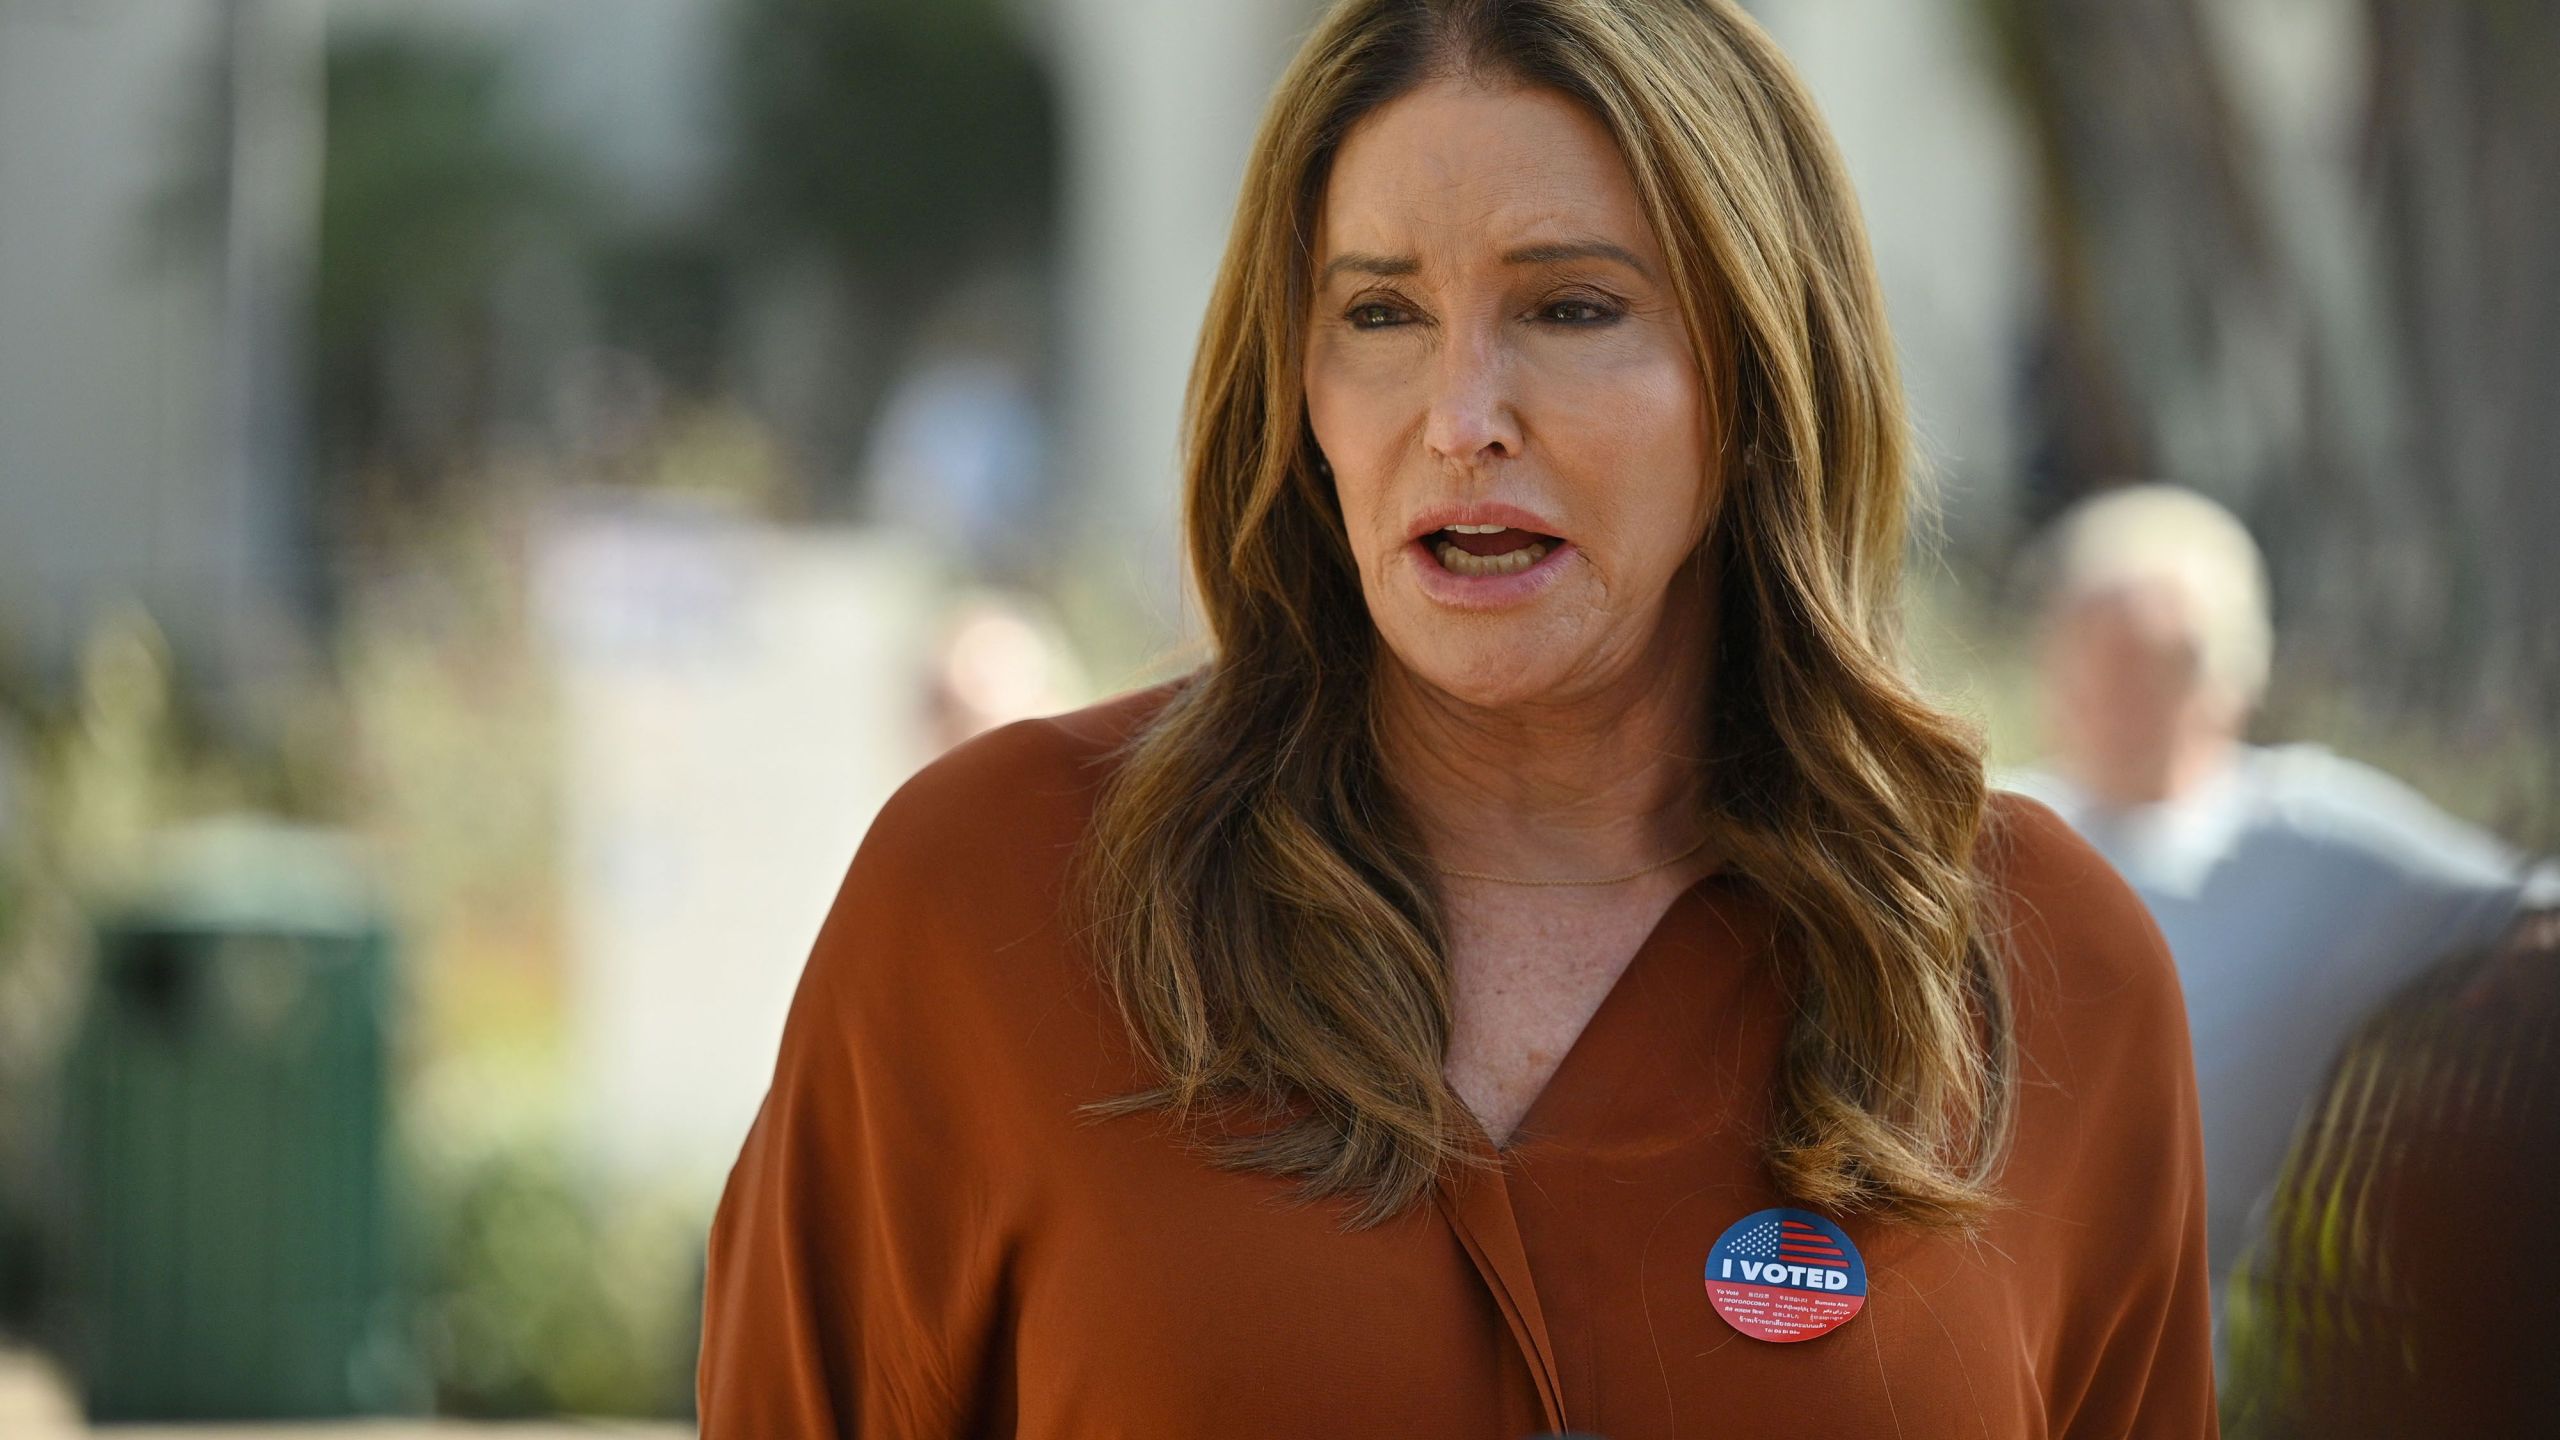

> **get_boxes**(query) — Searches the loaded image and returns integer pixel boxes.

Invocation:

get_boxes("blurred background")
[0,0,2550,1433]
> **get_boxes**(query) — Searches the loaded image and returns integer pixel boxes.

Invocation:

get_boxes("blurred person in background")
[2006,482,2560,1333]
[697,1,2215,1435]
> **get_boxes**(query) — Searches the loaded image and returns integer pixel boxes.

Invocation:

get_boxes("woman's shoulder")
[856,677,1189,885]
[1981,788,2205,1243]
[1980,787,2190,1042]
[1981,786,2155,921]
[796,679,1189,1038]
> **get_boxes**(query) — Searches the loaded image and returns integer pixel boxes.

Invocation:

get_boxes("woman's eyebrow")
[1501,240,1652,278]
[1319,252,1421,284]
[1319,239,1653,286]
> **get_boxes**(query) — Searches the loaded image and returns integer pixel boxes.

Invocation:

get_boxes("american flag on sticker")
[1724,1216,1851,1269]
[1779,1218,1849,1269]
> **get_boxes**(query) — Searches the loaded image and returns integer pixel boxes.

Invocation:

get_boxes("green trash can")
[53,817,422,1419]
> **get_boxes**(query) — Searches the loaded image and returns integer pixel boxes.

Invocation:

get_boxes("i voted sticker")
[1704,1207,1867,1343]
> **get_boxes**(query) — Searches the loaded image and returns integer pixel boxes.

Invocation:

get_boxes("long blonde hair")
[1077,0,2015,1231]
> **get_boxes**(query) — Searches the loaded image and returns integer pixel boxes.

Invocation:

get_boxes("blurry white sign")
[533,493,943,1190]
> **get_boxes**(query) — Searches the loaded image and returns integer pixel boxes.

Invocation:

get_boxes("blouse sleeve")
[1994,793,2221,1439]
[696,792,1010,1437]
[2062,974,2220,1440]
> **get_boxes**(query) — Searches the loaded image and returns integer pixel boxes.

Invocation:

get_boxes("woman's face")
[1304,77,1717,712]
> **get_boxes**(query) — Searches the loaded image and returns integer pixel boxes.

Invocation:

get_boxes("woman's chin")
[1365,560,1617,710]
[1378,631,1585,713]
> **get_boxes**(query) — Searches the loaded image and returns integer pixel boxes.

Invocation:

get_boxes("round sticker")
[1703,1207,1868,1343]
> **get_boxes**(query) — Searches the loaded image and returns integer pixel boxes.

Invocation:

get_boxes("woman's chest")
[1000,1114,2062,1440]
[1003,1139,1541,1437]
[1440,880,1700,1146]
[975,879,2081,1437]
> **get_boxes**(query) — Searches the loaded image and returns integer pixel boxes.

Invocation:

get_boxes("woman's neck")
[1373,599,1715,883]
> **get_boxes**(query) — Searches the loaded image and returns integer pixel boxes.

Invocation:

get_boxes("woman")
[698,1,2216,1435]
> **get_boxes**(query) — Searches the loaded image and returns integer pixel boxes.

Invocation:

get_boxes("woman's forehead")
[1314,79,1659,280]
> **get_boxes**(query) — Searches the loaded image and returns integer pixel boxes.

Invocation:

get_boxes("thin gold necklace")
[1432,832,1715,888]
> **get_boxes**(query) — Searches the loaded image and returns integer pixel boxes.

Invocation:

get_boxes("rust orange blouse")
[697,685,2218,1437]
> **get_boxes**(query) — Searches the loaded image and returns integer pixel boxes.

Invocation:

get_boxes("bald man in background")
[2002,484,2560,1331]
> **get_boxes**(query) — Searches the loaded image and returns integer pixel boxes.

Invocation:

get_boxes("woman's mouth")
[1426,523,1561,577]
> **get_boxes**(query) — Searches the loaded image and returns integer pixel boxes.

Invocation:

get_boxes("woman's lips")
[1405,501,1567,543]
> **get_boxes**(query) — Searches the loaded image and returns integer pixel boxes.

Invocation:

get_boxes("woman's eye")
[1341,295,1620,330]
[1542,297,1620,325]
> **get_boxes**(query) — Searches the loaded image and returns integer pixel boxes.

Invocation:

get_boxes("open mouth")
[1425,523,1563,578]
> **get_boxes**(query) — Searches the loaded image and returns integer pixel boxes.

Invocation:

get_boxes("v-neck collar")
[1432,862,1737,1434]
[1481,862,1734,1157]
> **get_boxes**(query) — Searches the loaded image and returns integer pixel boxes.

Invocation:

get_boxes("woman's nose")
[1421,327,1523,469]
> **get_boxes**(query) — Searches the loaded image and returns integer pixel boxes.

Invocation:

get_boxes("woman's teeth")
[1432,539,1550,576]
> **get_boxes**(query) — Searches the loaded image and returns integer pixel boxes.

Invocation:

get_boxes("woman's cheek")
[1553,344,1708,464]
[1309,324,1425,388]
[1312,441,1400,570]
[1309,347,1421,442]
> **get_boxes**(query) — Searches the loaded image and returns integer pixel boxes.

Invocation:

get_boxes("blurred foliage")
[723,0,1058,279]
[721,0,1062,492]
[582,237,732,407]
[401,1076,703,1420]
[411,1151,701,1418]
[338,484,562,967]
[308,34,590,518]
[147,3,1064,544]
[311,37,585,359]
[0,679,31,1336]
[155,26,594,485]
[340,480,708,1419]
